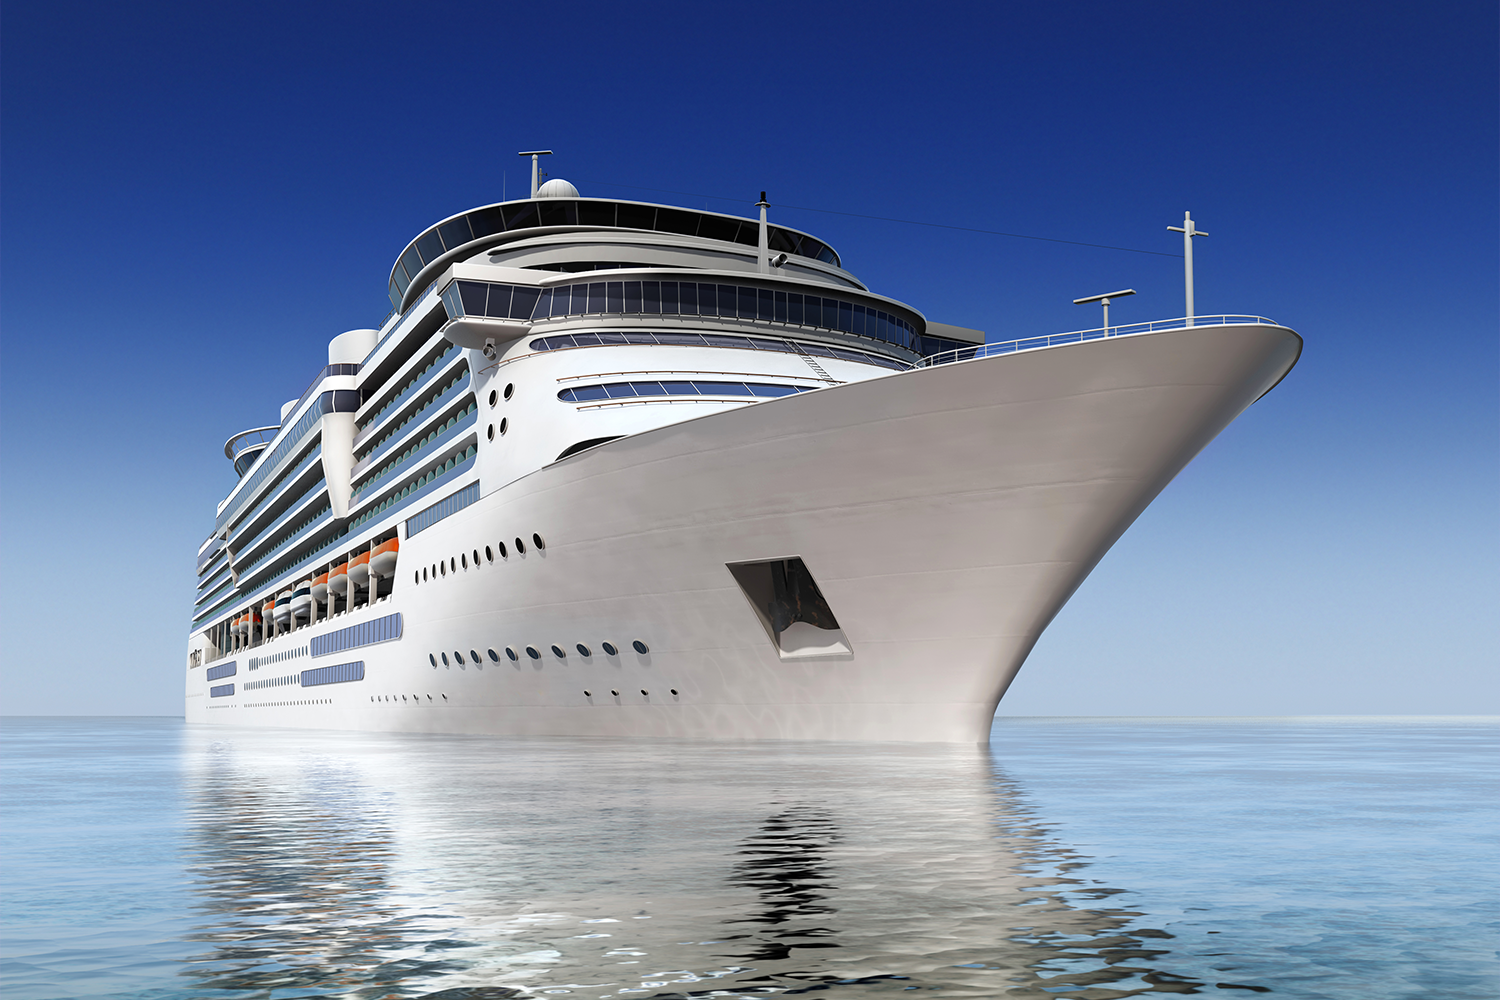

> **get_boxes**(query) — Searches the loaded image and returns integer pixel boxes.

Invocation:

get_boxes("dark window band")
[392,199,840,309]
[442,278,919,354]
[559,381,811,403]
[529,330,908,369]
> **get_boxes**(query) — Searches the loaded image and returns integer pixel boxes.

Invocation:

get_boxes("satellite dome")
[536,178,580,198]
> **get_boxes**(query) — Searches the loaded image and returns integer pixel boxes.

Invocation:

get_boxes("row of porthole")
[488,384,515,406]
[585,688,679,699]
[372,693,447,702]
[486,418,508,441]
[247,699,332,708]
[415,533,546,584]
[430,639,649,667]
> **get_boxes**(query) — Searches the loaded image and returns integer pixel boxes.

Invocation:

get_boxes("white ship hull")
[188,321,1299,741]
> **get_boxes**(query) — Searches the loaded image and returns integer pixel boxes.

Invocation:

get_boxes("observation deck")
[224,426,278,477]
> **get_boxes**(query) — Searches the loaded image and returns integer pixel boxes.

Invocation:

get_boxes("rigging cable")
[571,179,1182,258]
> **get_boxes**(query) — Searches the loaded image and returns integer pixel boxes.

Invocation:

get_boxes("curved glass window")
[529,330,907,369]
[391,199,840,311]
[559,381,811,403]
[442,278,920,354]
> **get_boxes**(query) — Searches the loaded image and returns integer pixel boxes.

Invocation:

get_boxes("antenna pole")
[519,150,554,198]
[757,191,770,274]
[1167,211,1208,326]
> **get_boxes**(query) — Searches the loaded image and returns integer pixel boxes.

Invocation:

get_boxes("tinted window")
[503,202,540,230]
[616,203,655,230]
[467,206,506,237]
[642,281,660,313]
[510,286,540,319]
[458,281,488,316]
[604,383,637,398]
[758,288,775,321]
[787,293,804,325]
[587,282,606,314]
[632,381,665,395]
[660,281,678,314]
[624,281,641,314]
[485,285,512,318]
[680,282,700,315]
[399,246,425,283]
[606,282,623,312]
[655,208,697,235]
[661,381,697,394]
[697,215,740,243]
[719,285,739,318]
[415,229,445,265]
[439,216,474,250]
[699,381,753,395]
[768,227,798,253]
[538,200,577,227]
[577,200,616,226]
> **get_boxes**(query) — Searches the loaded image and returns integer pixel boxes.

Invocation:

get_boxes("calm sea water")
[1,717,1494,999]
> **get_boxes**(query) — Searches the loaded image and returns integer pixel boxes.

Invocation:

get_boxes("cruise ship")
[186,169,1301,741]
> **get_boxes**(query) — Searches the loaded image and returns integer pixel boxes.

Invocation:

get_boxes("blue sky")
[2,0,1494,716]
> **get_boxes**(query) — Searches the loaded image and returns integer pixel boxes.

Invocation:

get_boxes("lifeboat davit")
[311,572,329,604]
[329,562,349,595]
[274,590,292,625]
[370,538,399,577]
[349,550,371,587]
[291,581,311,617]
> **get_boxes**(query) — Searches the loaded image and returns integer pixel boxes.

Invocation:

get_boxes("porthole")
[583,689,592,697]
[414,570,420,585]
[499,417,509,435]
[485,545,493,562]
[487,424,495,441]
[533,533,546,550]
[440,562,446,577]
[487,648,500,662]
[525,645,540,660]
[602,642,618,656]
[473,549,480,566]
[576,643,591,657]
[470,649,480,663]
[423,567,428,581]
[488,389,498,407]
[515,537,526,554]
[640,689,649,696]
[454,651,465,665]
[441,652,449,666]
[611,689,620,697]
[670,689,679,696]
[551,644,565,659]
[450,558,456,573]
[632,640,650,655]
[461,553,468,569]
[505,647,519,662]
[498,541,508,558]
[429,653,437,667]
[504,382,514,400]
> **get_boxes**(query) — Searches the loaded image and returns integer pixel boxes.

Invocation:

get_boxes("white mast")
[519,150,554,197]
[757,191,770,274]
[1167,211,1208,326]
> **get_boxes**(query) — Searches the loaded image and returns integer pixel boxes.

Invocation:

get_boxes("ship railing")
[224,426,280,462]
[914,315,1282,369]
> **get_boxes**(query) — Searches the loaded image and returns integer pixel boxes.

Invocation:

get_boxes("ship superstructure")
[186,176,1300,741]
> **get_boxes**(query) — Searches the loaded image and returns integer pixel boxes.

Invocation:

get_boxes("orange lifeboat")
[329,562,349,596]
[311,571,329,604]
[235,614,248,636]
[370,538,399,577]
[261,598,276,623]
[349,550,371,587]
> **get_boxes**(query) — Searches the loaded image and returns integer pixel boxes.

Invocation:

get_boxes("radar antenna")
[519,150,554,198]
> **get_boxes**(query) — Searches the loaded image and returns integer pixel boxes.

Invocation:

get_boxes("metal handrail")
[913,315,1281,368]
[224,426,280,461]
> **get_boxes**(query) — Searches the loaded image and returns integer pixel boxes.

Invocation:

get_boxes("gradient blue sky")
[2,1,1495,716]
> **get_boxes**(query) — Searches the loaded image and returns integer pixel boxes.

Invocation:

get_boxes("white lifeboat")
[291,581,312,617]
[329,562,349,595]
[370,538,399,577]
[274,590,293,625]
[311,571,329,604]
[349,551,371,587]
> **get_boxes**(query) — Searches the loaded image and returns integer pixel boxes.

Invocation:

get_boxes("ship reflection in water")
[181,729,1204,998]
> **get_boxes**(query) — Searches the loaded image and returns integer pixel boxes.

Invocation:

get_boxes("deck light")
[1073,289,1136,333]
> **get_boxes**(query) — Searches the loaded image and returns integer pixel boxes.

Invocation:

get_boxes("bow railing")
[914,315,1282,368]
